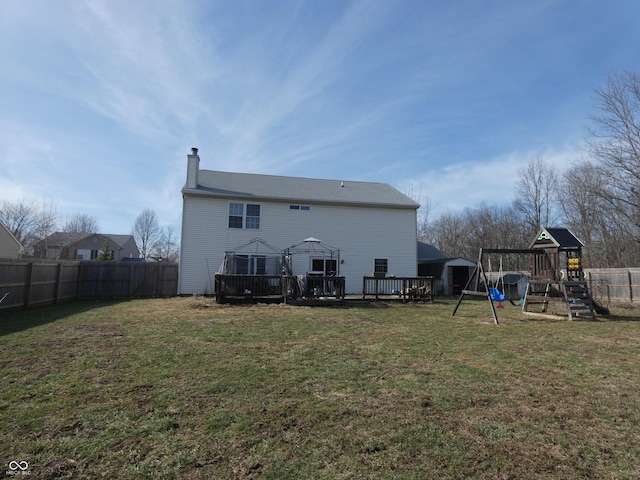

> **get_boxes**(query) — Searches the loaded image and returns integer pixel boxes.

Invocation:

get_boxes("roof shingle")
[185,170,420,208]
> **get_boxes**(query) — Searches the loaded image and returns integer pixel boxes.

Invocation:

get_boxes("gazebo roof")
[286,238,340,256]
[225,238,283,255]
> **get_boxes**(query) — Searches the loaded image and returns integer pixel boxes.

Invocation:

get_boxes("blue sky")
[1,0,639,235]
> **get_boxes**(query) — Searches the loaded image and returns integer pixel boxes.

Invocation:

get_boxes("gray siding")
[118,236,140,260]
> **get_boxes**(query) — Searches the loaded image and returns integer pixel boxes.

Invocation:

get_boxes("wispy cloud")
[400,144,582,217]
[1,0,639,233]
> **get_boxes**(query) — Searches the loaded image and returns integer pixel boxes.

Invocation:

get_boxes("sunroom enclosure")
[215,238,345,303]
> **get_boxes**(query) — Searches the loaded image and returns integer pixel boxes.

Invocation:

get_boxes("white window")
[228,203,261,229]
[310,257,338,275]
[228,203,244,228]
[374,258,388,274]
[235,255,266,274]
[76,249,99,260]
[246,204,261,229]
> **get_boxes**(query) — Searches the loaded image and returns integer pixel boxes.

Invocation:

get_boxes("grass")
[1,297,640,479]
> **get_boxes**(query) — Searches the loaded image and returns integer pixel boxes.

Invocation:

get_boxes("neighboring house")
[0,220,24,258]
[179,148,420,295]
[417,241,475,296]
[35,232,140,261]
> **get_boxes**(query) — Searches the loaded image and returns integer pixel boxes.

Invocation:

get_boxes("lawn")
[1,297,639,479]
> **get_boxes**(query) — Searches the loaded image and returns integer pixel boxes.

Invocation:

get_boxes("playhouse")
[452,227,608,324]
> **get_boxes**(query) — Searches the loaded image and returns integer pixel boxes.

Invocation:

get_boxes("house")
[178,148,420,295]
[417,241,475,296]
[35,232,140,261]
[0,220,24,258]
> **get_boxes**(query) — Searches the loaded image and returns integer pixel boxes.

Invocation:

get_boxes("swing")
[488,257,505,308]
[488,287,505,307]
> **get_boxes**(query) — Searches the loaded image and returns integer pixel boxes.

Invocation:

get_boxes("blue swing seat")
[489,287,505,302]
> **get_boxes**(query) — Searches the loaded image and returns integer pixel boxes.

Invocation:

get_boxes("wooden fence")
[0,259,178,310]
[585,268,640,303]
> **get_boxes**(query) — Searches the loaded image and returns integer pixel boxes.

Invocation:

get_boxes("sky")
[1,0,639,236]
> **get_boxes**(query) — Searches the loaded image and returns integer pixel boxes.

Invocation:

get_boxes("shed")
[419,257,476,296]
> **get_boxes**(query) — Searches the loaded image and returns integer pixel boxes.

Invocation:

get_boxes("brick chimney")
[186,147,200,189]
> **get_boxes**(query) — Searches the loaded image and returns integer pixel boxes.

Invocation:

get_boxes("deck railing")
[362,276,433,302]
[214,274,345,303]
[292,275,346,299]
[214,274,284,303]
[214,274,432,304]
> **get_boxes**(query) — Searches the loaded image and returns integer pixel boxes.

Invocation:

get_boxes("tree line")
[418,71,640,269]
[0,202,179,262]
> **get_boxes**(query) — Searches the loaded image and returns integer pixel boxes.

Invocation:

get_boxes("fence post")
[54,263,62,304]
[76,263,83,298]
[24,262,35,308]
[628,270,634,302]
[156,265,162,298]
[128,264,136,297]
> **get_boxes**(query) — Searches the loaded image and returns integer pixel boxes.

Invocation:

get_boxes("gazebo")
[284,238,344,300]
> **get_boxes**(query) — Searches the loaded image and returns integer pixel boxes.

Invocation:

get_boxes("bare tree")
[428,201,540,267]
[430,211,467,258]
[33,200,58,249]
[150,226,180,262]
[0,199,57,255]
[460,204,530,265]
[512,156,560,235]
[587,71,640,239]
[559,161,609,266]
[0,199,38,246]
[596,212,640,267]
[132,209,161,260]
[403,183,432,241]
[417,196,432,242]
[63,213,99,233]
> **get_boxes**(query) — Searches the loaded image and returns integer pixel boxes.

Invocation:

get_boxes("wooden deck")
[214,274,433,304]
